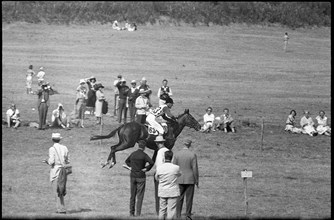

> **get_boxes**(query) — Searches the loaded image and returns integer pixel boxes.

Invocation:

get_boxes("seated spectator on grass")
[6,104,21,129]
[50,103,71,129]
[200,107,215,133]
[315,110,331,136]
[284,109,302,134]
[112,20,121,31]
[300,110,318,136]
[213,108,236,133]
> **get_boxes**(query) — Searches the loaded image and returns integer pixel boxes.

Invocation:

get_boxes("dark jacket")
[116,82,130,100]
[125,149,154,178]
[128,88,139,104]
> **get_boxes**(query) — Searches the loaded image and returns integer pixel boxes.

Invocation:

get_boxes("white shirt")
[6,108,20,120]
[36,71,45,81]
[203,113,215,123]
[300,116,314,128]
[48,143,69,182]
[316,116,328,127]
[154,147,169,169]
[113,79,120,94]
[135,96,149,115]
[155,162,181,198]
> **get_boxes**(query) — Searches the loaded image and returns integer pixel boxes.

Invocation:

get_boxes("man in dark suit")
[173,139,199,220]
[36,82,55,130]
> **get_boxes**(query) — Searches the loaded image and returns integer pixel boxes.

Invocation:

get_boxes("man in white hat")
[128,80,140,122]
[115,78,130,124]
[36,66,46,86]
[138,77,152,101]
[43,133,70,214]
[153,136,169,216]
[135,88,151,124]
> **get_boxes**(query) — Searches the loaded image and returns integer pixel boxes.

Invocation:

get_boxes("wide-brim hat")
[155,136,165,142]
[89,76,96,81]
[39,66,44,70]
[141,77,146,81]
[120,78,126,82]
[41,82,49,87]
[184,139,192,146]
[131,80,136,84]
[80,79,86,84]
[51,133,62,140]
[139,89,146,94]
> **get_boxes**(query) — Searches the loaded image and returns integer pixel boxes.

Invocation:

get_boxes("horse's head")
[177,109,201,131]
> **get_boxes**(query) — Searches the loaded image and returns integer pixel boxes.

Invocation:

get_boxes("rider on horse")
[146,97,177,140]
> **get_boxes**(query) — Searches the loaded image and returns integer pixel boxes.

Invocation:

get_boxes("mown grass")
[2,22,331,219]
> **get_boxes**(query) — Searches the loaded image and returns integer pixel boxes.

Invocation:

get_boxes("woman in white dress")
[284,109,302,133]
[300,110,318,136]
[95,83,105,125]
[315,110,331,136]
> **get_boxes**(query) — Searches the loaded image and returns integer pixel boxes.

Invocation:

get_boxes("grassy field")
[2,22,331,219]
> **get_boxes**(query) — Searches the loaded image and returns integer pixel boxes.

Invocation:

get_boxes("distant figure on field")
[284,109,302,134]
[37,66,46,86]
[157,79,173,106]
[124,141,155,217]
[315,110,331,136]
[26,64,35,94]
[284,32,289,52]
[213,108,236,133]
[6,103,21,129]
[300,110,317,136]
[200,107,215,133]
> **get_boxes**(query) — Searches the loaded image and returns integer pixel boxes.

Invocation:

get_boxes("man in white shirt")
[153,136,169,216]
[200,107,215,133]
[135,89,151,124]
[6,104,21,129]
[155,150,181,219]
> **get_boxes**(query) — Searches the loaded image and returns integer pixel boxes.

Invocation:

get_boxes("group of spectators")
[112,20,137,32]
[200,107,236,133]
[124,136,199,219]
[285,110,331,136]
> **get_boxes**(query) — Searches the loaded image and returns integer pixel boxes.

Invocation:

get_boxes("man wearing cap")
[113,75,122,116]
[116,78,130,124]
[6,104,21,129]
[36,82,55,130]
[153,136,169,215]
[155,150,181,219]
[128,80,140,122]
[173,140,199,219]
[146,97,177,140]
[43,133,70,214]
[124,140,155,217]
[36,66,46,86]
[135,89,151,124]
[75,79,88,128]
[138,77,152,101]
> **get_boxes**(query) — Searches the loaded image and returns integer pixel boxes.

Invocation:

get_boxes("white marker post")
[260,118,264,150]
[99,116,103,145]
[241,169,252,216]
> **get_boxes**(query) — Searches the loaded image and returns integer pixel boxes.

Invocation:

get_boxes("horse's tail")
[90,124,125,141]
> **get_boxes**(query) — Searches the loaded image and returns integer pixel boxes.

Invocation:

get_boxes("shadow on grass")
[67,208,92,214]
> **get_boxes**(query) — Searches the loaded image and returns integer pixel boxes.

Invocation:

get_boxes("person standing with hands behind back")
[124,140,155,217]
[174,140,199,220]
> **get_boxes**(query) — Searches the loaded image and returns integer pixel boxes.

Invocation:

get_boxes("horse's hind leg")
[102,142,136,169]
[101,144,119,168]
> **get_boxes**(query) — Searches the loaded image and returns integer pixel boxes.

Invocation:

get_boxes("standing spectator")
[155,150,181,220]
[75,79,88,128]
[284,109,302,134]
[174,140,199,219]
[113,75,122,116]
[50,103,70,129]
[138,77,152,101]
[283,32,289,52]
[153,136,169,216]
[95,83,106,125]
[43,133,70,214]
[85,76,97,115]
[36,66,46,86]
[200,107,215,133]
[26,64,35,94]
[128,80,139,122]
[116,78,130,124]
[300,110,318,136]
[6,103,21,129]
[315,110,331,136]
[36,82,55,130]
[213,108,236,133]
[157,79,173,106]
[135,89,151,124]
[125,140,155,217]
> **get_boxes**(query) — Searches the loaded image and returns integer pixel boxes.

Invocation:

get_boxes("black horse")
[90,109,201,168]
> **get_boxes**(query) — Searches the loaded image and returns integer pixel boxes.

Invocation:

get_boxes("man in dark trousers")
[36,82,55,130]
[116,78,129,124]
[124,140,154,217]
[173,139,199,220]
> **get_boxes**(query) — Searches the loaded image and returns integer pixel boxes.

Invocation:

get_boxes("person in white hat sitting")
[43,133,70,214]
[51,103,71,129]
[128,80,140,122]
[36,66,46,86]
